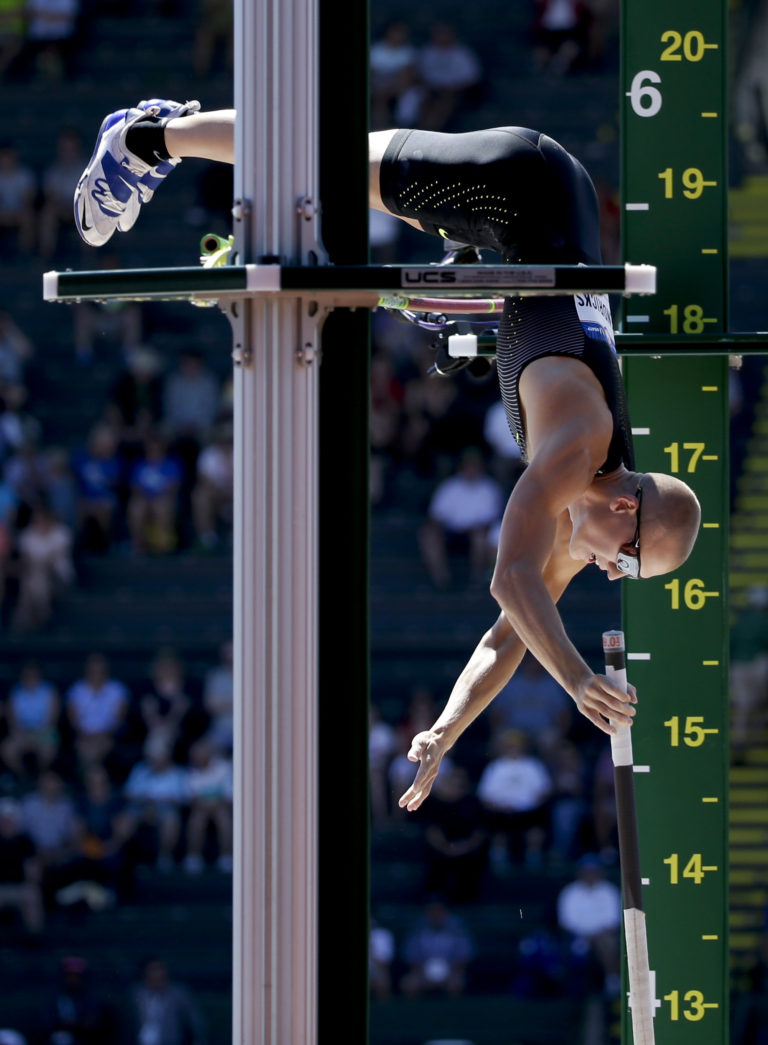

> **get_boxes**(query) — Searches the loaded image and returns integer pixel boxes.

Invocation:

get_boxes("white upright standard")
[231,0,326,1042]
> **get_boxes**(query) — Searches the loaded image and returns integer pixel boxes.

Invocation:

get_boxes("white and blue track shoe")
[74,98,200,247]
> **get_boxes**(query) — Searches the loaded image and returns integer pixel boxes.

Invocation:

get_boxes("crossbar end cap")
[447,333,479,358]
[624,264,656,296]
[42,271,60,301]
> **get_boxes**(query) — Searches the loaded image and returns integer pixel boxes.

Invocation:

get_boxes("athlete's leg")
[369,129,421,230]
[75,97,203,247]
[75,101,419,247]
[166,119,423,230]
[165,109,236,164]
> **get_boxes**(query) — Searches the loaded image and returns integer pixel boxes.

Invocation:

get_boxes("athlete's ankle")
[125,118,173,165]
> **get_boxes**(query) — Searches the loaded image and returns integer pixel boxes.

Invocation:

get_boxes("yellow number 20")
[660,30,717,62]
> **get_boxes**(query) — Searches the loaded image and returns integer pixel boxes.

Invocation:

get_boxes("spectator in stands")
[184,159,234,233]
[369,20,418,129]
[123,734,188,871]
[72,422,122,553]
[0,660,60,780]
[733,0,768,171]
[488,652,573,753]
[0,797,43,938]
[421,764,489,903]
[106,344,164,460]
[403,22,483,131]
[0,312,33,387]
[513,926,566,999]
[4,438,49,511]
[12,503,74,631]
[370,306,429,376]
[369,349,405,507]
[476,728,552,867]
[183,737,233,874]
[370,916,395,999]
[0,391,39,472]
[733,910,768,1044]
[400,897,475,997]
[202,639,233,756]
[124,957,207,1045]
[127,431,182,554]
[162,349,220,486]
[39,127,86,258]
[0,1032,26,1045]
[591,744,617,860]
[369,703,396,825]
[22,0,80,80]
[556,854,621,997]
[0,0,25,79]
[546,738,589,864]
[419,448,503,589]
[191,421,233,550]
[532,0,591,75]
[18,770,80,902]
[400,364,466,478]
[43,446,77,533]
[397,686,440,750]
[72,764,136,901]
[193,0,232,78]
[482,398,525,490]
[368,207,402,265]
[582,0,618,70]
[66,652,129,772]
[42,954,117,1045]
[0,143,36,253]
[139,648,193,756]
[595,175,621,265]
[731,585,768,761]
[0,472,17,620]
[72,257,143,364]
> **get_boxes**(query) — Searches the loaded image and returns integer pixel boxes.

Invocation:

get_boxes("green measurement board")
[621,357,730,1044]
[620,1,730,1043]
[621,1,728,337]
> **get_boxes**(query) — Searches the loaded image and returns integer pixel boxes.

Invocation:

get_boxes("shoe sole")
[74,110,138,247]
[74,99,197,247]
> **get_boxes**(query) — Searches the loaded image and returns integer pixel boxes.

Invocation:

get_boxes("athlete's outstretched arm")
[488,442,637,735]
[398,511,584,812]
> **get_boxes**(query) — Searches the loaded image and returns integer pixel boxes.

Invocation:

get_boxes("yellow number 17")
[663,442,705,473]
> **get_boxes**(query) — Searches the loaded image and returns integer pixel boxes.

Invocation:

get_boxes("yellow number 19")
[658,167,716,199]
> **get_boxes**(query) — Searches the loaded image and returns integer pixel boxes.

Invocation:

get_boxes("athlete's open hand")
[573,673,637,734]
[397,730,449,812]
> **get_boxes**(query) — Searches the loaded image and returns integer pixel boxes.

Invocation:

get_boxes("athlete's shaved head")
[636,472,701,578]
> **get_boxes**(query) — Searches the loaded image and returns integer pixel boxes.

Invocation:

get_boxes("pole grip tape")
[603,629,634,767]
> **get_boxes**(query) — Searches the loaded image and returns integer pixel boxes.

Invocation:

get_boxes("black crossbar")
[43,263,644,303]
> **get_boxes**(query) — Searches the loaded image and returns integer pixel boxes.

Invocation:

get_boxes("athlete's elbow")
[489,561,527,610]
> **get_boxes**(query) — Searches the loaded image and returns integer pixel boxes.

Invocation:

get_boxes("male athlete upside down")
[74,101,701,810]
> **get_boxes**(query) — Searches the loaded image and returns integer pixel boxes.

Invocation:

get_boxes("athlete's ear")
[608,494,638,514]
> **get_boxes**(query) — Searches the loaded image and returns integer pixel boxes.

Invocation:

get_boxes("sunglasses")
[615,483,643,580]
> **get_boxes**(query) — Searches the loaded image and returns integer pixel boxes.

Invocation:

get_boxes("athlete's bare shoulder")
[519,354,613,472]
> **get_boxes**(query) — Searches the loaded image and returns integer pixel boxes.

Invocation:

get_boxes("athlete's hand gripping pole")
[603,629,656,1045]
